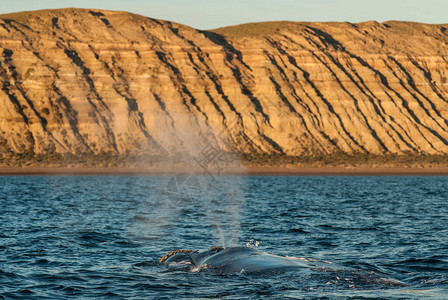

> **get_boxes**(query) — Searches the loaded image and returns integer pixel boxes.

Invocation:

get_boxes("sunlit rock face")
[1,8,448,160]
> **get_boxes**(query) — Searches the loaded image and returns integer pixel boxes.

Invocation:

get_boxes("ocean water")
[1,175,448,299]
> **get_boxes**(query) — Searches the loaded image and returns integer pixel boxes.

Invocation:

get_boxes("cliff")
[1,8,448,166]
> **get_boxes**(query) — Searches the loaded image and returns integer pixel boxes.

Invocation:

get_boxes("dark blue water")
[1,176,448,299]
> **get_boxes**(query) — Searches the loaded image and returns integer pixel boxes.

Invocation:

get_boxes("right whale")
[160,246,408,287]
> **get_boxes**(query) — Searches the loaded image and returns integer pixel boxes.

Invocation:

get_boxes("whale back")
[199,247,309,273]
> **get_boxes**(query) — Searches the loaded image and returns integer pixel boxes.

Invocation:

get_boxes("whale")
[161,246,337,274]
[160,246,409,287]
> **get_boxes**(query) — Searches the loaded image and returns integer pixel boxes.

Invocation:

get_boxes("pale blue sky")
[0,0,446,29]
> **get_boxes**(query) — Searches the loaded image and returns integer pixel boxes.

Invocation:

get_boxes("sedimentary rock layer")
[1,8,448,159]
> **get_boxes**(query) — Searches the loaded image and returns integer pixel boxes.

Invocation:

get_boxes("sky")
[0,0,447,29]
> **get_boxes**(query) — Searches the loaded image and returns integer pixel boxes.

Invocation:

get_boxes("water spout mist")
[132,111,246,248]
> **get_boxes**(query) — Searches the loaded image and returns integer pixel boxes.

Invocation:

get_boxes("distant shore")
[1,166,448,176]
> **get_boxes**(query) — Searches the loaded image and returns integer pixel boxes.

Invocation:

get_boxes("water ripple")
[0,176,447,298]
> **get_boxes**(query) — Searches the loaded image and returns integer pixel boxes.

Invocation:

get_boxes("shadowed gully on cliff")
[1,9,448,166]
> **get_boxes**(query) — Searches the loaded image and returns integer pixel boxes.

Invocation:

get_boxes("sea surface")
[1,175,448,299]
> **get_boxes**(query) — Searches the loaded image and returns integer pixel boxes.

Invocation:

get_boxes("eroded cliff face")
[1,9,448,163]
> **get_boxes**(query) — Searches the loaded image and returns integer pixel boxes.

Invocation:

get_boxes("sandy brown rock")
[1,8,448,165]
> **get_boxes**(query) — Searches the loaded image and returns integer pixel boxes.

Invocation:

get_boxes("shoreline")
[1,166,448,176]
